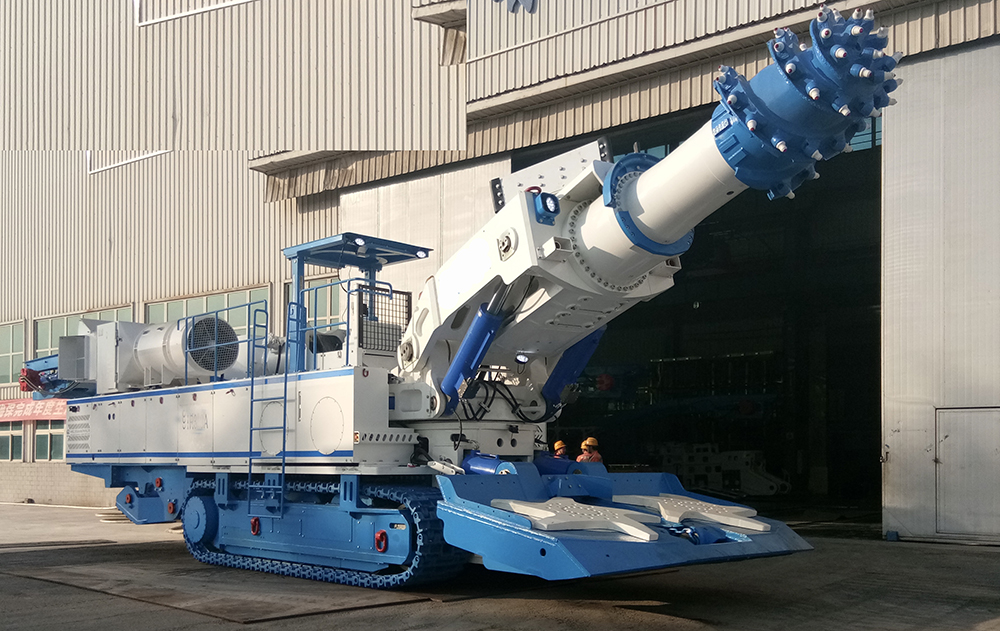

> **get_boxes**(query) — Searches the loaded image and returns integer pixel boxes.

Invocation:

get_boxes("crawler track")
[183,480,467,589]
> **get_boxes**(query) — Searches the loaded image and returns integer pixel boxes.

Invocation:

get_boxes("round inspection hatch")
[310,397,346,456]
[255,402,285,456]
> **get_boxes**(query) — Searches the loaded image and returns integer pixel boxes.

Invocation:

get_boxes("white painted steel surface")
[577,122,746,286]
[66,368,417,471]
[882,37,1000,541]
[633,123,747,244]
[0,0,464,151]
[935,409,1000,537]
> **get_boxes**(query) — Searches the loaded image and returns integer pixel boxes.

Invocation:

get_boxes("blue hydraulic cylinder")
[711,7,900,200]
[441,305,504,415]
[540,326,606,414]
[462,451,519,475]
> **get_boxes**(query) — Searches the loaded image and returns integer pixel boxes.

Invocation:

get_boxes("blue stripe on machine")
[67,368,356,405]
[67,450,355,459]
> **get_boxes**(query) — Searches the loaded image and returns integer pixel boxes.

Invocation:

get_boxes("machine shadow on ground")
[3,531,1000,630]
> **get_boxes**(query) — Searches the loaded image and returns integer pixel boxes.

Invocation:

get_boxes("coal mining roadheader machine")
[24,8,901,588]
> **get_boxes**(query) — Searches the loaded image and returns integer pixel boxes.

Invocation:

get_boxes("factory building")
[0,0,997,544]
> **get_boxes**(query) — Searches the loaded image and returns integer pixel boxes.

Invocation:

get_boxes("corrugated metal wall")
[0,0,464,151]
[882,0,999,54]
[262,0,1000,201]
[412,0,455,8]
[882,36,1000,541]
[0,151,289,399]
[0,150,508,400]
[467,0,816,102]
[467,0,998,104]
[261,45,772,201]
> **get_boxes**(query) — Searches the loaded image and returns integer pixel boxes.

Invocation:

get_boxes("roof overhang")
[249,151,350,176]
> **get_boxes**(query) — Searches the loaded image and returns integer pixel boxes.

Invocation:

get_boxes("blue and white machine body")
[39,9,899,589]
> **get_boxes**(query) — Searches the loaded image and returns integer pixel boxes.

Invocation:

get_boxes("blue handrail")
[296,277,395,370]
[178,299,269,385]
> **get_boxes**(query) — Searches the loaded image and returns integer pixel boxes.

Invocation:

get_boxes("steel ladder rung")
[250,425,284,431]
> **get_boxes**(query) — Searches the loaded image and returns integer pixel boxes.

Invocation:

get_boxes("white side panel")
[214,385,252,466]
[117,399,146,459]
[177,393,214,460]
[350,367,417,465]
[297,375,356,459]
[86,402,120,463]
[95,323,120,395]
[935,409,1000,538]
[145,394,179,464]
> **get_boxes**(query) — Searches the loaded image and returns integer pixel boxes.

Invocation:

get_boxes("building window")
[33,420,65,462]
[0,322,25,385]
[145,287,269,337]
[286,277,342,330]
[0,421,23,462]
[848,117,882,151]
[34,308,133,359]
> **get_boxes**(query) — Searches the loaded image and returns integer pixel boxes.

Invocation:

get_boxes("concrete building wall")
[882,36,1000,542]
[0,462,116,506]
[0,0,464,151]
[0,150,299,402]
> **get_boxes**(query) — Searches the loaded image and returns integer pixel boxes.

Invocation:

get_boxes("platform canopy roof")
[282,233,432,273]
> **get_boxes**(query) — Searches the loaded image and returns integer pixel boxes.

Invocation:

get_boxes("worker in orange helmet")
[553,440,567,458]
[576,437,602,463]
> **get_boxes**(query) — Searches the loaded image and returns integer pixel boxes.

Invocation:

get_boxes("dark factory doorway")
[518,105,883,506]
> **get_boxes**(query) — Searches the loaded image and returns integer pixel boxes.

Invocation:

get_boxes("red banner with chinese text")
[0,398,67,422]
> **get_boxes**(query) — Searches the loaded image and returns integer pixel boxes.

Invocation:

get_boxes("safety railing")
[179,300,269,385]
[296,277,396,370]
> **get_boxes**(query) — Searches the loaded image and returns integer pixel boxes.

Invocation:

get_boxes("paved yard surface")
[0,502,998,630]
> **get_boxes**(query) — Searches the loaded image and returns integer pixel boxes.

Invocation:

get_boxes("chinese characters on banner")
[0,398,67,422]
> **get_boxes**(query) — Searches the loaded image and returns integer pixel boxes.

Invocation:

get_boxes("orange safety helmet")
[583,437,599,448]
[553,440,566,451]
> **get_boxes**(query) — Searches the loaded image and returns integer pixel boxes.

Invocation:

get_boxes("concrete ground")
[1,502,998,630]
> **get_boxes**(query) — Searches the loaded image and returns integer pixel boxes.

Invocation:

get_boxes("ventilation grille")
[66,412,90,454]
[187,317,239,372]
[356,287,412,353]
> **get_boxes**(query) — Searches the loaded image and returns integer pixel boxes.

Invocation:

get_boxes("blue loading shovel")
[435,459,811,581]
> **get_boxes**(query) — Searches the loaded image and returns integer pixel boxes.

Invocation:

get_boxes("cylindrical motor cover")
[228,334,284,378]
[131,316,240,386]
